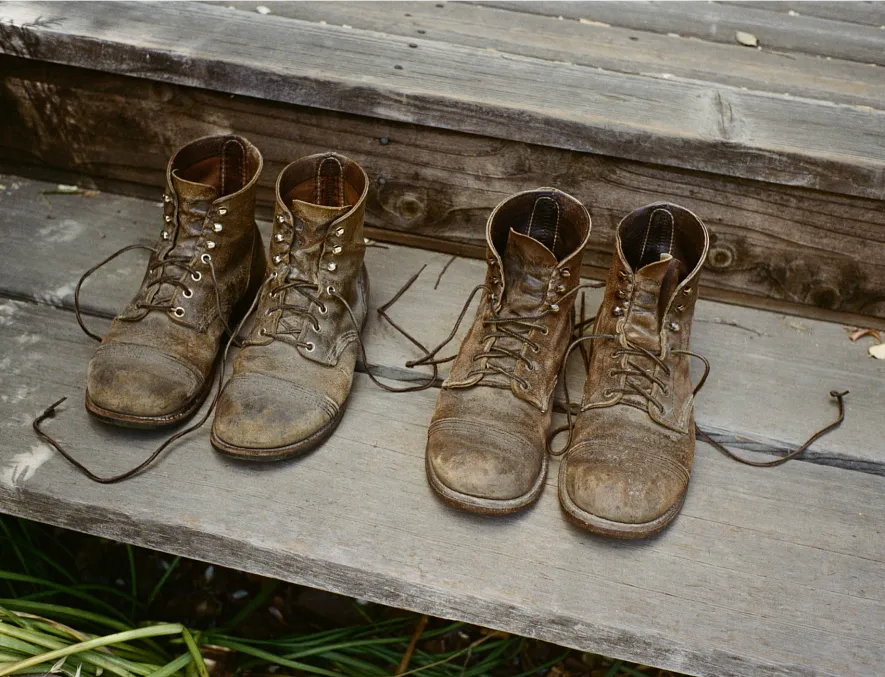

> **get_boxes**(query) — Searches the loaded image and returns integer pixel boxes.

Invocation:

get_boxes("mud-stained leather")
[212,153,369,454]
[561,202,709,534]
[86,135,266,421]
[426,188,591,506]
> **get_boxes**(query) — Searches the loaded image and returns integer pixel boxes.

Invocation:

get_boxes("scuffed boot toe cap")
[561,448,689,530]
[86,344,204,421]
[426,419,545,509]
[211,373,340,459]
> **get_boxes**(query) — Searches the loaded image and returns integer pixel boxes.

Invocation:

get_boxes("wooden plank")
[1,298,885,677]
[479,1,885,65]
[2,174,884,474]
[4,59,885,325]
[720,2,885,28]
[212,1,885,109]
[1,3,884,201]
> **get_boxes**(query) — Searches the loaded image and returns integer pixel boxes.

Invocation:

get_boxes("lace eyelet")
[274,233,285,243]
[164,215,172,223]
[531,344,540,353]
[191,271,202,282]
[318,304,328,315]
[206,241,216,250]
[277,214,286,224]
[171,307,185,318]
[526,363,535,372]
[213,223,223,233]
[162,231,170,240]
[326,285,336,295]
[335,227,345,237]
[182,289,193,299]
[607,369,616,377]
[259,328,268,336]
[269,271,278,280]
[163,194,172,203]
[327,262,338,272]
[201,254,212,264]
[217,207,228,216]
[676,304,686,312]
[273,255,283,264]
[603,389,616,398]
[305,342,315,352]
[541,327,549,335]
[561,268,570,278]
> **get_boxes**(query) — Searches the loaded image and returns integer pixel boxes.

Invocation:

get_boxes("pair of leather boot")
[82,135,369,460]
[424,189,709,538]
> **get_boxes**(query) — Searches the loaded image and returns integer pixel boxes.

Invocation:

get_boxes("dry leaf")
[869,343,885,359]
[849,327,882,342]
[735,31,759,47]
[579,17,610,27]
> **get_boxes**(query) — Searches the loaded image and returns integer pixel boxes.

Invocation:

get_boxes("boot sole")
[209,400,346,462]
[84,372,215,430]
[425,453,548,516]
[557,461,686,539]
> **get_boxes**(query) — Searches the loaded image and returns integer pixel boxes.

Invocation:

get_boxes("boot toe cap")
[562,448,689,525]
[212,374,339,454]
[87,344,203,419]
[426,419,543,502]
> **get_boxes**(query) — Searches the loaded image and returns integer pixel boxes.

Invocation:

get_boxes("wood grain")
[3,57,885,323]
[213,1,885,109]
[2,174,884,473]
[0,2,884,200]
[1,299,884,677]
[718,1,885,29]
[479,1,885,65]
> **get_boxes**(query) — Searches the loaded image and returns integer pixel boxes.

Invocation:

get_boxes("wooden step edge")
[1,1,884,200]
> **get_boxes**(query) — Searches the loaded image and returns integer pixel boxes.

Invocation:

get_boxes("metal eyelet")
[613,306,625,317]
[676,304,686,312]
[213,223,223,233]
[163,194,172,203]
[683,287,692,295]
[206,241,216,250]
[259,328,268,336]
[491,277,499,285]
[668,321,680,332]
[277,214,285,223]
[548,303,560,313]
[164,215,172,223]
[332,245,343,255]
[182,289,193,299]
[603,389,616,398]
[327,285,336,295]
[217,207,228,216]
[555,284,566,294]
[488,258,497,266]
[618,271,628,280]
[541,326,549,335]
[327,262,338,272]
[335,227,345,237]
[273,255,283,264]
[201,254,212,264]
[274,233,284,243]
[318,303,328,315]
[616,290,626,300]
[171,307,185,318]
[526,362,535,372]
[305,342,315,352]
[531,345,540,353]
[191,271,202,282]
[561,268,570,278]
[162,231,170,240]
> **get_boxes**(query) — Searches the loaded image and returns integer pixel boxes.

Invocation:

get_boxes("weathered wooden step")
[4,56,885,326]
[2,174,883,474]
[1,262,884,677]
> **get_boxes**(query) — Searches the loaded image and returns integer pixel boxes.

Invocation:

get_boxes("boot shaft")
[583,202,709,431]
[445,188,591,412]
[249,153,369,367]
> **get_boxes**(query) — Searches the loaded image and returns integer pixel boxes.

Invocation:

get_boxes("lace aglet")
[43,397,68,416]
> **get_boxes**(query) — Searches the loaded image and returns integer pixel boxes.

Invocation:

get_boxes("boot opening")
[491,190,589,261]
[619,204,705,281]
[172,135,260,197]
[282,154,365,208]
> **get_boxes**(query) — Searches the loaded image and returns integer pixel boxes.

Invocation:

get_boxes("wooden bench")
[1,3,884,677]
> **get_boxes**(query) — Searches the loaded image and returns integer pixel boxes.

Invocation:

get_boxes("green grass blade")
[179,630,207,677]
[146,558,180,609]
[144,653,190,677]
[0,573,128,623]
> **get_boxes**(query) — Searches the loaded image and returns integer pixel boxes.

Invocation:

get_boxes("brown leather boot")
[425,189,592,514]
[85,135,266,428]
[210,153,369,460]
[559,203,709,538]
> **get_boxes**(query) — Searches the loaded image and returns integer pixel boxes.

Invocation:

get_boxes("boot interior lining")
[620,205,703,279]
[173,136,257,197]
[282,155,364,208]
[492,190,587,261]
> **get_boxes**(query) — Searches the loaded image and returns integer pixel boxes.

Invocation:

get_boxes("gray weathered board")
[1,178,885,677]
[4,57,885,325]
[217,1,885,109]
[1,1,884,202]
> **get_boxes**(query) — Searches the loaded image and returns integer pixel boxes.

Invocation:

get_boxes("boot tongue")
[501,228,557,315]
[290,200,350,248]
[624,253,683,351]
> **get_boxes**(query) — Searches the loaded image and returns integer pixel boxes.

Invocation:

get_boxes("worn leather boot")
[559,203,709,538]
[210,153,369,460]
[85,135,266,427]
[425,189,591,514]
